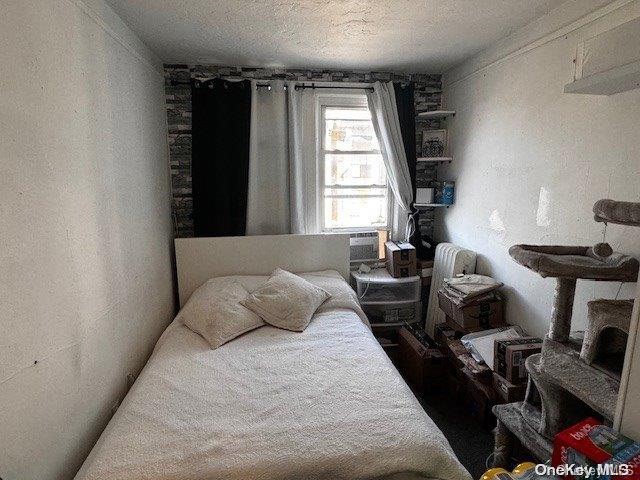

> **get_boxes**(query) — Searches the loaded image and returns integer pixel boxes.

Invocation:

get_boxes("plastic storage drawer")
[362,301,421,326]
[352,270,420,304]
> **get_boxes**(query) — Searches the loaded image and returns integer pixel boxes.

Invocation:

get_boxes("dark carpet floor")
[416,393,493,479]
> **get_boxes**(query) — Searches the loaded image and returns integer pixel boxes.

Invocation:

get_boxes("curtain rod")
[170,79,272,88]
[294,83,374,92]
[169,79,378,92]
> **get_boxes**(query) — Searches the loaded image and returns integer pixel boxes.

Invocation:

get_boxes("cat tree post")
[493,420,513,467]
[549,278,576,342]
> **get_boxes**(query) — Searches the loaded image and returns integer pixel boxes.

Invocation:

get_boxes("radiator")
[425,243,477,336]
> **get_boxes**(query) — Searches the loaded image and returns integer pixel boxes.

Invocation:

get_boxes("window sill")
[322,228,389,234]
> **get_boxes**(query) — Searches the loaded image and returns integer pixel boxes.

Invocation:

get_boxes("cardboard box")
[551,417,640,479]
[434,322,460,347]
[494,337,542,383]
[446,369,465,400]
[444,316,485,335]
[437,330,492,379]
[492,372,526,403]
[437,288,505,331]
[419,260,434,287]
[461,367,497,427]
[397,327,445,394]
[385,241,417,278]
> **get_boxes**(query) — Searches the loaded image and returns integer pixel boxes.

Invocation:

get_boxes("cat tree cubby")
[492,198,640,468]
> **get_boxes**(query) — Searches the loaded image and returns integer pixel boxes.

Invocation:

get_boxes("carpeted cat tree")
[492,199,640,466]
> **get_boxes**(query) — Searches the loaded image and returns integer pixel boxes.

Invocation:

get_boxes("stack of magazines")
[442,274,503,307]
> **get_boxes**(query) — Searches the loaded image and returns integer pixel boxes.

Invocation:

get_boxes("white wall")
[439,0,640,339]
[0,1,175,479]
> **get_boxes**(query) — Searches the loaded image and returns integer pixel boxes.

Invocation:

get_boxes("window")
[320,106,389,231]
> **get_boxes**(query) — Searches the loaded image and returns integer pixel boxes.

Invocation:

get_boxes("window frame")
[317,96,393,233]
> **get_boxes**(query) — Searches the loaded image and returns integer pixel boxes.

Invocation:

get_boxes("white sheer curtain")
[248,81,411,237]
[366,81,414,240]
[246,80,290,235]
[246,81,317,235]
[287,81,318,234]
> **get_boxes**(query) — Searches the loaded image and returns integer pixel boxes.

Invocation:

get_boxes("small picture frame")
[421,129,448,158]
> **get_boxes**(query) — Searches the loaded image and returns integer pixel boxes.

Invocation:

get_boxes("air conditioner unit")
[349,231,379,264]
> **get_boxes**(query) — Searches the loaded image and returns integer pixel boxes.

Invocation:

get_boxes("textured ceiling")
[106,0,566,72]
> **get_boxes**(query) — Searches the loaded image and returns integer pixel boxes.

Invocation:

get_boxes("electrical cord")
[615,281,624,300]
[485,452,495,470]
[359,278,372,301]
[404,206,419,242]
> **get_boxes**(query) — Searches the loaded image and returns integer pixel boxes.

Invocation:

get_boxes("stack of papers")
[443,274,503,306]
[461,326,524,369]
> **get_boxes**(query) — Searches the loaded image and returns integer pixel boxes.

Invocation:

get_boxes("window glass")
[323,108,380,152]
[321,106,388,231]
[323,194,388,230]
[324,154,386,187]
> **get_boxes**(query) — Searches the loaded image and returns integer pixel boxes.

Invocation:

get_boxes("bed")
[75,234,471,480]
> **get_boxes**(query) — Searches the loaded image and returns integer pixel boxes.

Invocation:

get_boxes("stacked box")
[419,260,434,287]
[385,241,417,278]
[397,327,445,395]
[494,337,543,383]
[461,367,497,427]
[492,372,526,403]
[437,288,504,332]
[433,322,460,347]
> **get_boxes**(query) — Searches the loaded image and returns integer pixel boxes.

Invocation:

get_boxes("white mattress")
[75,271,470,480]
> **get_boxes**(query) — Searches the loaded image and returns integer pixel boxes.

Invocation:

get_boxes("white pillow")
[178,279,264,349]
[240,268,331,332]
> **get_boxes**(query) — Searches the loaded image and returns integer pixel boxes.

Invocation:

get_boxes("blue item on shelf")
[442,181,455,205]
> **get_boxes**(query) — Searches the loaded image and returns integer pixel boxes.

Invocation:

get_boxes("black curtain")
[393,82,427,255]
[393,83,417,195]
[191,78,252,237]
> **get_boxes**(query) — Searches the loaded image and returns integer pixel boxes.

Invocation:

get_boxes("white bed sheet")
[75,271,470,480]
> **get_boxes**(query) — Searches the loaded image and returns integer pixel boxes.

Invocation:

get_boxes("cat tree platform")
[492,345,618,467]
[508,244,639,281]
[493,402,553,466]
[508,243,638,342]
[593,199,640,227]
[581,299,634,372]
[541,337,619,420]
[522,353,597,439]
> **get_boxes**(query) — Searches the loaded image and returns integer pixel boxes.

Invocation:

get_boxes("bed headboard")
[175,234,350,306]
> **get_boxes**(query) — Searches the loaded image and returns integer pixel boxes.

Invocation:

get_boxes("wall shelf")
[413,203,451,208]
[417,157,452,163]
[564,59,640,95]
[417,109,456,119]
[416,102,439,110]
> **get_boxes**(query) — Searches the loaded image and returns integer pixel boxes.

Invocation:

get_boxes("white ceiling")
[106,0,566,73]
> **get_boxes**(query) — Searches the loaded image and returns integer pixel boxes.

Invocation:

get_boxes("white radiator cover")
[425,243,477,336]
